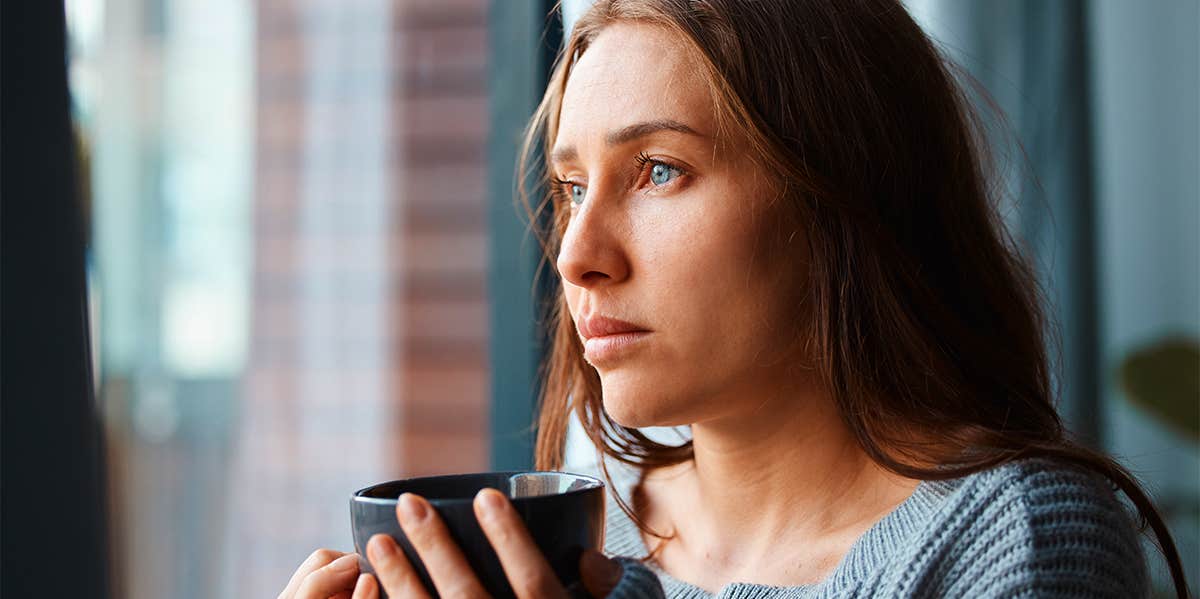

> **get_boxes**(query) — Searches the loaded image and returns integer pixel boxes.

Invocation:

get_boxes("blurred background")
[13,0,1196,597]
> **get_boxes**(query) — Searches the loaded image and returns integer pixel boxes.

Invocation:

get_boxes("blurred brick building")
[228,0,493,595]
[251,0,490,470]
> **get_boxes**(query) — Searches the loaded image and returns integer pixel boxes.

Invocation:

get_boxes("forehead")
[556,22,717,149]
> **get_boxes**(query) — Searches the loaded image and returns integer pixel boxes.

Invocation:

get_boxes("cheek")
[632,208,777,373]
[653,211,764,318]
[562,284,582,318]
[593,185,798,419]
[664,209,797,362]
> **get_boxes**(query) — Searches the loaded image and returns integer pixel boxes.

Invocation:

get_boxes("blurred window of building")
[66,0,495,597]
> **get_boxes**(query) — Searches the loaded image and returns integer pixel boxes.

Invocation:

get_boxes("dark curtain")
[926,0,1101,444]
[1,2,112,597]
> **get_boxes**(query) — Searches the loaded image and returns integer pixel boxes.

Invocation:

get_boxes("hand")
[351,488,624,598]
[278,548,363,599]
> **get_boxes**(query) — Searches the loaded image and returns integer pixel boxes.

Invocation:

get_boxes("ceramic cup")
[350,471,606,598]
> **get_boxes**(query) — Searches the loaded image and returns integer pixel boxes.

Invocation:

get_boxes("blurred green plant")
[1119,337,1200,598]
[1117,337,1199,442]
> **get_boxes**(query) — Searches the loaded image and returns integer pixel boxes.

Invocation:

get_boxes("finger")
[366,534,430,599]
[294,553,361,599]
[474,488,567,599]
[351,573,379,599]
[396,493,489,598]
[579,550,624,598]
[279,549,348,599]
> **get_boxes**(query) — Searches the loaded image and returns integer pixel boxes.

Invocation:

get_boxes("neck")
[660,381,918,567]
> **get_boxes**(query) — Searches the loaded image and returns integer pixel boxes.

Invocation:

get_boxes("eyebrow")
[550,119,705,165]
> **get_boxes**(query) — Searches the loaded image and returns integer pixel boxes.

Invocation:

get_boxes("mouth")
[582,330,652,364]
[577,314,652,365]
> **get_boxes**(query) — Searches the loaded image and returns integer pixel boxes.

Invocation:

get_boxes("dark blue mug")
[350,471,606,598]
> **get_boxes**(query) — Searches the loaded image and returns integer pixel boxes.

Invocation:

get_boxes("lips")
[577,315,652,365]
[577,314,650,339]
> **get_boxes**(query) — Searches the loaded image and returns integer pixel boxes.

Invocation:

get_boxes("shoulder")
[957,457,1145,547]
[950,456,1132,516]
[915,457,1151,598]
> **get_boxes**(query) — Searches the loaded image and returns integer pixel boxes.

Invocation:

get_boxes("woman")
[280,1,1190,598]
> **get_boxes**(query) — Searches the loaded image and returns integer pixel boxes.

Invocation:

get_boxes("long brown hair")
[518,1,1189,596]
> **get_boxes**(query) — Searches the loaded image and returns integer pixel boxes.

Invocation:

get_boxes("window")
[67,0,512,596]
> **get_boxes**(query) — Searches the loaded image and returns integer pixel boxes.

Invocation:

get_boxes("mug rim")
[350,469,605,507]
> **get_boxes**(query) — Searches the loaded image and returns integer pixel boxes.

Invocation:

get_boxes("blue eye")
[552,177,586,206]
[649,163,680,186]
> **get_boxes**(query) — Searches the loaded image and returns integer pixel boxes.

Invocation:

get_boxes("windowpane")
[67,0,495,596]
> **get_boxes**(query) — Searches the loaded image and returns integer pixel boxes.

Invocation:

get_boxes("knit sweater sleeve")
[927,460,1151,599]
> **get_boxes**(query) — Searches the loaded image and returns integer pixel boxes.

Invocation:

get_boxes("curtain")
[907,0,1199,590]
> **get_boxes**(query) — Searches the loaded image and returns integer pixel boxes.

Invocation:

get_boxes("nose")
[555,194,630,290]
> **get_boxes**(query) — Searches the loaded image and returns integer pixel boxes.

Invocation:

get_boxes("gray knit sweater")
[585,458,1150,598]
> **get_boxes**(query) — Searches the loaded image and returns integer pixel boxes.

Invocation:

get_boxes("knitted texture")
[585,458,1150,598]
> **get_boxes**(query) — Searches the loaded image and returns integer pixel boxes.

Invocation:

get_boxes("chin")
[597,372,681,428]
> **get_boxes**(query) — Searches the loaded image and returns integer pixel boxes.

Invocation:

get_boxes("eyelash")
[550,153,688,207]
[548,176,577,208]
[634,152,687,188]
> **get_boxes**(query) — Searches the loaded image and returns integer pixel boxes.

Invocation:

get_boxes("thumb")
[580,549,624,598]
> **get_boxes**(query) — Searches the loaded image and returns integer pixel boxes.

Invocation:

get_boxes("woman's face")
[553,22,805,428]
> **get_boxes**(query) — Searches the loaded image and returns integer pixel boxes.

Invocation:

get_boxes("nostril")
[580,270,610,285]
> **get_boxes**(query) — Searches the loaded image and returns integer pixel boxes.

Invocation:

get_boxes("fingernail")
[368,534,395,561]
[333,553,360,571]
[475,489,504,519]
[398,493,427,524]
